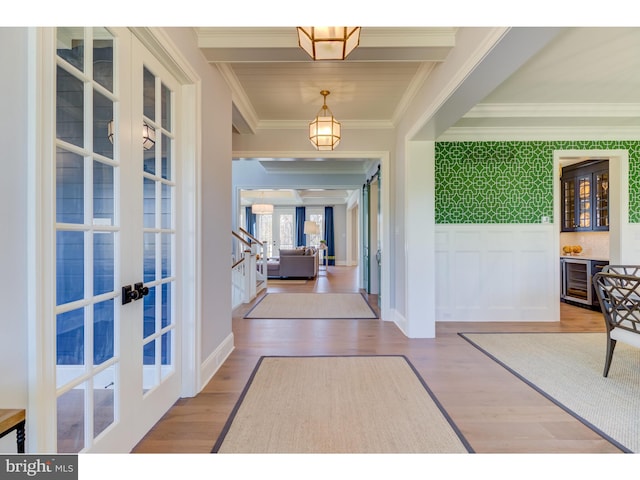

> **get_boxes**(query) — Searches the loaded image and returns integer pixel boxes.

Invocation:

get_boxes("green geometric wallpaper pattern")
[435,140,640,224]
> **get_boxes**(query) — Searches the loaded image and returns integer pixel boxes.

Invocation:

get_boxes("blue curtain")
[324,206,335,266]
[245,206,256,236]
[295,206,306,246]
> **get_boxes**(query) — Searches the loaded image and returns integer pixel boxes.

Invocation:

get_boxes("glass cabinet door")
[575,173,592,229]
[594,170,609,230]
[561,177,575,230]
[561,160,609,233]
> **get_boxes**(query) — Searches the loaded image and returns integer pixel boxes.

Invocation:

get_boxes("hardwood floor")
[132,266,620,454]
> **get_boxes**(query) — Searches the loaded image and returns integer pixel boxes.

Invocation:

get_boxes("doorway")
[254,207,295,257]
[363,167,381,305]
[554,149,629,304]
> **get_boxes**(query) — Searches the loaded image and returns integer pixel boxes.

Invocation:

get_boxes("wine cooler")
[561,258,591,305]
[561,257,609,309]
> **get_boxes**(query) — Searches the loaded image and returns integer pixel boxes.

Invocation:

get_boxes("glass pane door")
[53,27,182,453]
[142,64,176,394]
[274,208,295,253]
[55,26,118,453]
[307,210,324,248]
[595,171,609,229]
[255,214,273,257]
[576,174,592,228]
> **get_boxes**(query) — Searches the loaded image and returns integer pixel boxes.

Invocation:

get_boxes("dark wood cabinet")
[561,159,609,232]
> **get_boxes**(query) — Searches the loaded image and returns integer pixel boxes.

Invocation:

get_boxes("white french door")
[273,208,295,254]
[52,27,181,453]
[255,208,295,257]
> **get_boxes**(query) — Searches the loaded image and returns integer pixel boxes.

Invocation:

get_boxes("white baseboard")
[389,308,409,337]
[199,332,235,393]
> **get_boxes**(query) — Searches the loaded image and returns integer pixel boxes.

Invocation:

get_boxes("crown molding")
[233,150,389,160]
[392,62,437,127]
[196,27,457,49]
[216,63,259,134]
[196,27,296,48]
[130,27,200,84]
[465,103,640,118]
[255,119,394,131]
[438,125,640,142]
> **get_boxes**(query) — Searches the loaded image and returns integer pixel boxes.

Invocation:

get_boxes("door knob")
[134,282,149,298]
[122,282,150,305]
[122,284,138,305]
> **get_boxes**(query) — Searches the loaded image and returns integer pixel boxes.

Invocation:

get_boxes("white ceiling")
[199,26,640,205]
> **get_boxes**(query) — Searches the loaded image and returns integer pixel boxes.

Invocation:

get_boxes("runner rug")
[212,355,472,453]
[460,332,640,453]
[244,292,378,319]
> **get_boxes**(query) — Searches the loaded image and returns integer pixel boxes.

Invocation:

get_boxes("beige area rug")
[460,332,640,453]
[244,293,378,319]
[212,355,472,453]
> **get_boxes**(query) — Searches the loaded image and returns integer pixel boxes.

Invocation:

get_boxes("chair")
[593,269,640,377]
[603,265,640,277]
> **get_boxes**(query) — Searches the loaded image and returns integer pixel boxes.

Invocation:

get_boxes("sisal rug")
[244,292,378,319]
[460,332,640,453]
[212,355,472,453]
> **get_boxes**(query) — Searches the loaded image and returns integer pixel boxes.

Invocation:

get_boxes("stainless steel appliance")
[561,257,609,309]
[561,258,591,305]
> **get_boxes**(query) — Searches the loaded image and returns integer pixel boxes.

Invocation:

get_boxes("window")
[307,208,324,247]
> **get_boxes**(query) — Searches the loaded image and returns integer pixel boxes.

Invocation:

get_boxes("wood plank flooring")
[132,266,621,454]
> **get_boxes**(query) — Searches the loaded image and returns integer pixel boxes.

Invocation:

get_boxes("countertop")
[560,255,609,262]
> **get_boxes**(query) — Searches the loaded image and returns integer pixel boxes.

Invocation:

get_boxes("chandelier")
[251,191,274,214]
[297,27,361,60]
[309,90,341,151]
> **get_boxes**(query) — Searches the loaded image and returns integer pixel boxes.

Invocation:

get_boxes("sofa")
[267,248,318,279]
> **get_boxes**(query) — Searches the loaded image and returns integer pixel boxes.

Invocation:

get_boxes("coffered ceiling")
[197,27,457,132]
[198,26,640,205]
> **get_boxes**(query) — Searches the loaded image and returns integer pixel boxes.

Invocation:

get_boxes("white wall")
[0,28,29,453]
[161,28,234,381]
[391,28,504,336]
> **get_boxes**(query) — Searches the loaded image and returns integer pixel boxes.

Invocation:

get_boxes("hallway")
[133,266,618,453]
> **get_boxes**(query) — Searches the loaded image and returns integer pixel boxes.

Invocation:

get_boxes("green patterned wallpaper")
[435,140,640,224]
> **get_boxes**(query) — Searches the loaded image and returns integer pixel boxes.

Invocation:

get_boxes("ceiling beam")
[196,27,457,63]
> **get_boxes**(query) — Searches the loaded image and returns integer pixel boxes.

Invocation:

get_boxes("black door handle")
[122,285,137,304]
[134,282,150,298]
[122,282,150,305]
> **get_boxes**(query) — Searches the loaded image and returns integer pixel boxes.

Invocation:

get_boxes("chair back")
[593,271,640,335]
[603,265,640,277]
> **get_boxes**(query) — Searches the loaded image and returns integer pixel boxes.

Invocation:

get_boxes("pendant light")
[309,90,341,151]
[251,191,274,214]
[297,27,361,60]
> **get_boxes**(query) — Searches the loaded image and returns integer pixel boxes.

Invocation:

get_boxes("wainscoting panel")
[435,224,557,322]
[453,250,483,316]
[622,224,640,264]
[486,250,515,308]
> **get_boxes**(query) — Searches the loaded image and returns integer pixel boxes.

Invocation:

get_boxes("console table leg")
[16,421,25,453]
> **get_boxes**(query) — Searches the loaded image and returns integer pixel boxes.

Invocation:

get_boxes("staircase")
[231,229,267,309]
